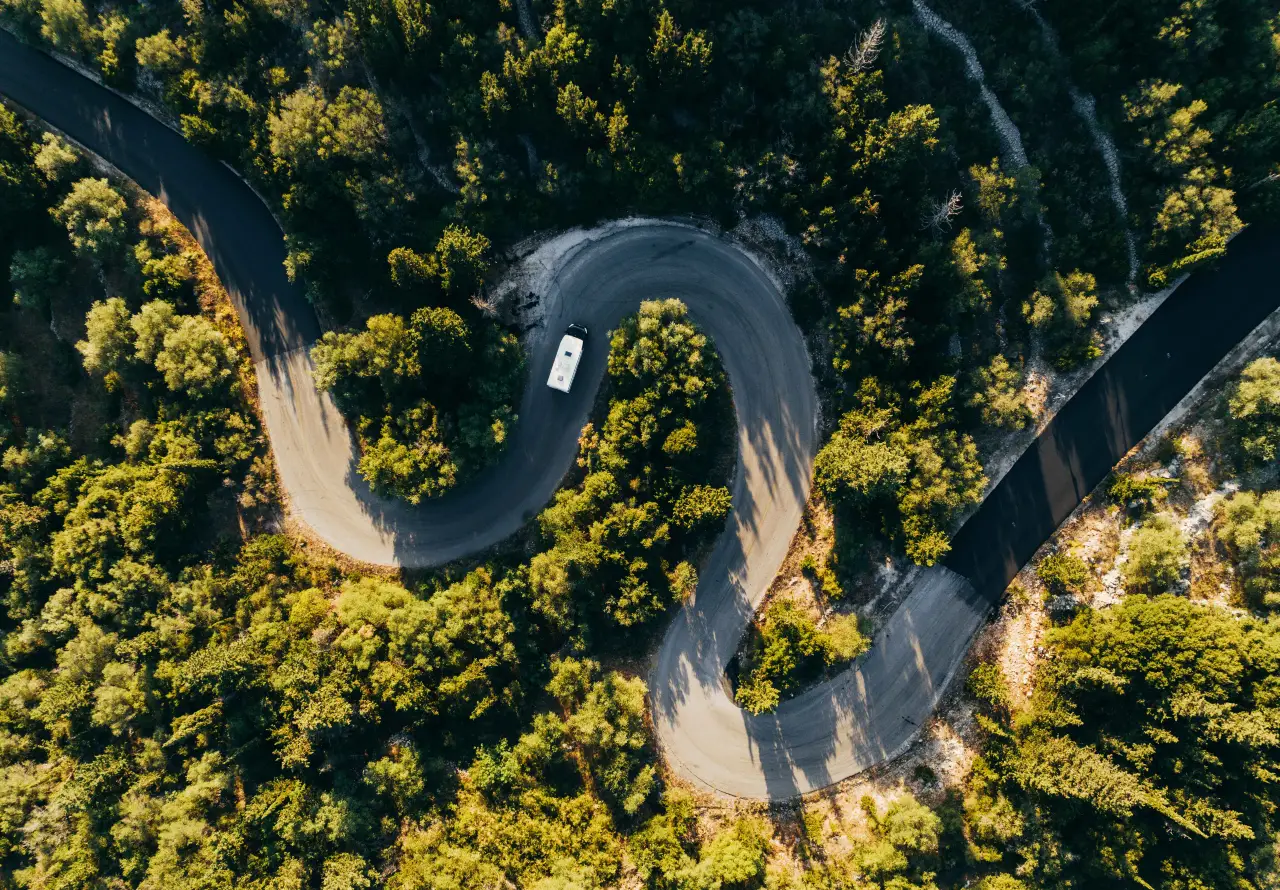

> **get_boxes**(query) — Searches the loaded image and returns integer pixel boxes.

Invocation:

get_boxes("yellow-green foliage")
[735,598,868,715]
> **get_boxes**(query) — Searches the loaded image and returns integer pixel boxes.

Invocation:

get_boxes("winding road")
[3,30,1278,799]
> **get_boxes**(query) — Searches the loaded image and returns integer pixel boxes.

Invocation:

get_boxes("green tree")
[10,247,66,314]
[1024,271,1102,369]
[1122,81,1245,287]
[519,300,730,631]
[607,299,720,412]
[76,297,134,378]
[823,794,943,889]
[49,460,211,583]
[135,243,196,300]
[3,429,70,492]
[130,300,179,363]
[431,226,491,299]
[630,789,698,887]
[310,314,418,410]
[815,378,984,565]
[33,132,79,182]
[0,352,19,442]
[135,29,187,75]
[685,817,770,890]
[335,570,520,724]
[1123,515,1187,593]
[1217,489,1280,608]
[311,306,522,499]
[735,599,867,715]
[1108,471,1172,514]
[672,484,732,531]
[267,85,387,175]
[1227,357,1280,468]
[967,355,1030,430]
[53,178,128,262]
[0,107,40,243]
[973,877,1027,890]
[38,0,91,53]
[549,657,657,818]
[410,306,471,380]
[388,246,434,291]
[357,403,457,503]
[972,595,1280,888]
[152,315,237,396]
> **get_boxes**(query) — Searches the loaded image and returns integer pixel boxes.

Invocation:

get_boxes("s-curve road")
[4,30,1278,799]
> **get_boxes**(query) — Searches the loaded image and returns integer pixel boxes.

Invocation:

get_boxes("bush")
[821,613,868,662]
[734,599,868,714]
[1107,472,1171,514]
[1123,515,1187,593]
[968,354,1032,430]
[1217,489,1280,609]
[1036,551,1090,595]
[967,662,1010,715]
[672,484,732,530]
[1226,357,1280,469]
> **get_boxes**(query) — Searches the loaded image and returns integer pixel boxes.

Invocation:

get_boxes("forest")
[1,0,1272,534]
[0,0,1278,886]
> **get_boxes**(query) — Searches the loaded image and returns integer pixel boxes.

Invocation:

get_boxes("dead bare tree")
[920,190,963,234]
[844,19,887,73]
[471,289,503,319]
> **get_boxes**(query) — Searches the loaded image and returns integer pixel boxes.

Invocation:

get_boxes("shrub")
[1226,356,1280,469]
[1217,489,1280,609]
[1107,472,1171,514]
[1123,515,1187,593]
[1036,551,1090,595]
[672,484,732,530]
[820,613,868,662]
[967,662,1010,715]
[734,599,867,714]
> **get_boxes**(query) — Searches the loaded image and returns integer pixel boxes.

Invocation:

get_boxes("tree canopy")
[965,595,1280,889]
[0,0,1278,885]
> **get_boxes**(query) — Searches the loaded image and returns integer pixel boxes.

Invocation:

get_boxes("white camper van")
[546,324,589,393]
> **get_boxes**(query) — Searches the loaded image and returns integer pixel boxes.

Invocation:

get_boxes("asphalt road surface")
[4,30,1278,799]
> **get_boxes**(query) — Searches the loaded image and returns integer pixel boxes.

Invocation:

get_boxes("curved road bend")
[655,222,1280,799]
[3,31,1278,798]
